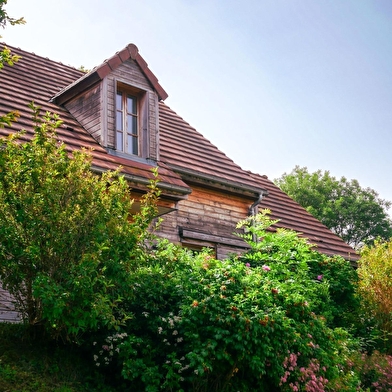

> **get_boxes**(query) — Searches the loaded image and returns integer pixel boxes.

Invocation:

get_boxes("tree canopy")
[275,166,392,249]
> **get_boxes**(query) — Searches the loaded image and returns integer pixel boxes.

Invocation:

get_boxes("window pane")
[116,111,123,131]
[116,92,122,110]
[127,115,137,135]
[127,95,137,114]
[116,131,123,151]
[127,135,138,155]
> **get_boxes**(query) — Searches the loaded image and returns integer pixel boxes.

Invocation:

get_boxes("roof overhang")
[168,165,268,199]
[91,164,191,201]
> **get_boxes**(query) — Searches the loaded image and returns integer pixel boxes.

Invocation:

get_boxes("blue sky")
[3,0,392,206]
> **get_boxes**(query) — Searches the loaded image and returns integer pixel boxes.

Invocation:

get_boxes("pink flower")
[262,265,271,271]
[245,263,251,267]
[317,275,323,281]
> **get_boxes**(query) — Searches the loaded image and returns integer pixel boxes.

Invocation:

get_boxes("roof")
[0,43,189,197]
[0,43,358,261]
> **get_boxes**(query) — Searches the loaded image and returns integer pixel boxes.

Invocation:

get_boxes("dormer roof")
[52,43,168,105]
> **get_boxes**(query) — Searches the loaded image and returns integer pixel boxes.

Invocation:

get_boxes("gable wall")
[106,60,159,160]
[156,184,251,259]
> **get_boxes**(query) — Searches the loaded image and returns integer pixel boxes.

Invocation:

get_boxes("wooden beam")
[179,227,249,248]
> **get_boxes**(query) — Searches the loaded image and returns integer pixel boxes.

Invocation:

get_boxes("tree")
[275,166,392,249]
[0,104,160,339]
[357,239,392,353]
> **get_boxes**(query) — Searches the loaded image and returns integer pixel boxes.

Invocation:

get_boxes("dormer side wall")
[64,84,102,144]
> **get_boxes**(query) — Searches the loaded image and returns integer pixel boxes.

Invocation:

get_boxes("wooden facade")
[157,184,255,259]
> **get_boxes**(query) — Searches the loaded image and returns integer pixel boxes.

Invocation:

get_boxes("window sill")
[106,148,157,166]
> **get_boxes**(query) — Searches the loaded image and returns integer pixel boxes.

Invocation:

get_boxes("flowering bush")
[92,332,128,367]
[88,211,363,391]
[340,350,392,392]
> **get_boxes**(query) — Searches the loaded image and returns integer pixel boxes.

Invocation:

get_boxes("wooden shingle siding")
[65,84,102,144]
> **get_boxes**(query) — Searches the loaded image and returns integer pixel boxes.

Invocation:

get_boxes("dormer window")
[116,86,140,155]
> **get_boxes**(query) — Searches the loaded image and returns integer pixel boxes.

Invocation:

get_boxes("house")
[0,42,358,263]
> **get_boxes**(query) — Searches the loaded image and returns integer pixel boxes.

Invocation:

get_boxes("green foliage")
[0,1,23,128]
[0,109,19,128]
[0,0,25,30]
[0,44,20,69]
[0,103,159,340]
[275,166,392,249]
[0,0,24,69]
[307,255,359,330]
[357,239,392,353]
[86,211,363,391]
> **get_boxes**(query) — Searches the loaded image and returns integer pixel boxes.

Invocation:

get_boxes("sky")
[3,0,392,205]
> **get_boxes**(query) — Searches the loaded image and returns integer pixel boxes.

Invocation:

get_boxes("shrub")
[89,211,360,391]
[0,104,160,341]
[357,239,392,353]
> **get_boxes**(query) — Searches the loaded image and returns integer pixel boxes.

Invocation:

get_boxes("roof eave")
[168,165,268,199]
[90,164,191,200]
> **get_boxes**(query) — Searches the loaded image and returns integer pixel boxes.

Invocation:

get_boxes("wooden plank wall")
[157,184,252,259]
[0,286,20,323]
